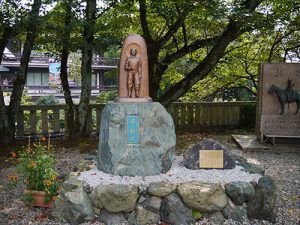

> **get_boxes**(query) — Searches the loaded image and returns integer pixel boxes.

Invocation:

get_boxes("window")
[42,73,49,86]
[27,73,35,86]
[27,72,49,86]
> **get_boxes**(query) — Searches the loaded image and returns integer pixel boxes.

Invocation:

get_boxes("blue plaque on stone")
[127,115,139,144]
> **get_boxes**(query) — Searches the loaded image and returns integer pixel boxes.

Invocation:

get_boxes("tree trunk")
[59,0,78,138]
[147,41,160,100]
[0,26,13,146]
[79,0,96,137]
[0,87,10,147]
[3,0,42,145]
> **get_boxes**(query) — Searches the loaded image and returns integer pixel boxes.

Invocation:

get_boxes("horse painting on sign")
[269,79,300,115]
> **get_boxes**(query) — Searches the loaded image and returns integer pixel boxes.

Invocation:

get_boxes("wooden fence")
[14,102,255,137]
[168,102,255,130]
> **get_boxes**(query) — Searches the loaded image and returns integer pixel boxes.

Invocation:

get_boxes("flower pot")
[24,190,54,208]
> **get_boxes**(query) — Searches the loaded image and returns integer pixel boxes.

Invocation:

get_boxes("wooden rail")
[16,104,106,137]
[168,102,255,130]
[14,102,255,137]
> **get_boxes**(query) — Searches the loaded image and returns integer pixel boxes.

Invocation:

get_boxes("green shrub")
[11,141,61,203]
[96,90,117,103]
[21,88,32,105]
[36,95,59,105]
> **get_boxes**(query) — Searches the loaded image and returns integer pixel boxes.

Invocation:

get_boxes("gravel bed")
[0,135,299,225]
[78,156,261,187]
[234,150,300,225]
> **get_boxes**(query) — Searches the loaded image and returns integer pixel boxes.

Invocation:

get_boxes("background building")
[0,47,118,102]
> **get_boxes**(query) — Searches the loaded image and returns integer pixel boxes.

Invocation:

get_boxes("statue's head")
[130,48,137,57]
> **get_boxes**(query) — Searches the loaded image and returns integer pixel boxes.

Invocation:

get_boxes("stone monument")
[97,34,176,176]
[256,63,300,143]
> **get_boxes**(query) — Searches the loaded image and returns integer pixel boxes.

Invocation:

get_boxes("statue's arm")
[125,58,130,70]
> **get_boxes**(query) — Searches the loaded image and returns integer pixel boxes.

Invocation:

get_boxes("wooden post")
[29,110,37,135]
[180,104,187,127]
[187,103,194,125]
[173,104,179,127]
[53,109,60,133]
[201,103,208,126]
[233,106,240,125]
[194,103,201,125]
[41,109,48,134]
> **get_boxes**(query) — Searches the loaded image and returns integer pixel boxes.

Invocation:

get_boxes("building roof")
[1,49,118,71]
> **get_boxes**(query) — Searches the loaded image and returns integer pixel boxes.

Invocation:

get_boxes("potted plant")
[12,137,61,207]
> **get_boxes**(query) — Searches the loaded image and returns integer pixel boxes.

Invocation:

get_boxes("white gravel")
[78,156,262,188]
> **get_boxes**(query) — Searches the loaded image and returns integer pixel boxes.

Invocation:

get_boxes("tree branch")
[159,11,188,47]
[158,19,242,106]
[164,37,217,64]
[283,43,300,62]
[139,0,152,41]
[182,22,188,47]
[268,29,296,62]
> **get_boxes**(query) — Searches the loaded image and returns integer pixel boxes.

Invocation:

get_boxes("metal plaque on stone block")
[127,115,139,144]
[199,150,224,169]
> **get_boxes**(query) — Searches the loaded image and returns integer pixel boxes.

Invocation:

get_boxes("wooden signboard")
[199,150,224,169]
[255,63,300,142]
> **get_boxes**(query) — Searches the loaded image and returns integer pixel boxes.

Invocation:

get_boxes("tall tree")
[0,5,13,146]
[35,0,83,138]
[0,0,43,146]
[59,0,79,138]
[78,0,96,137]
[136,0,263,106]
[100,0,299,106]
[151,0,299,105]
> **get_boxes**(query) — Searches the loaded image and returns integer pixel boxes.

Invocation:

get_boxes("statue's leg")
[134,73,140,97]
[280,101,284,115]
[127,73,133,97]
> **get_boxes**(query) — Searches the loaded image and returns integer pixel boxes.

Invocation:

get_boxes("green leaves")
[16,142,61,202]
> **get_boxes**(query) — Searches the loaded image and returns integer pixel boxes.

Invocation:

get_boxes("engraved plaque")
[127,115,139,144]
[199,150,224,169]
[261,115,300,136]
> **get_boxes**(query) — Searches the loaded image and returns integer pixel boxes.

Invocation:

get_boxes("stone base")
[52,175,276,224]
[116,97,153,103]
[97,102,176,176]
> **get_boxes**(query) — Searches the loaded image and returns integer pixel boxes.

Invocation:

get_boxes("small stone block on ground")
[232,135,300,152]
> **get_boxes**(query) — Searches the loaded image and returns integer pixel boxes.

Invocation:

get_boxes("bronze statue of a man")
[125,48,142,98]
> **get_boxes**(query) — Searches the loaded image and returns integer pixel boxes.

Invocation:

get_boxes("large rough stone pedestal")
[97,102,176,176]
